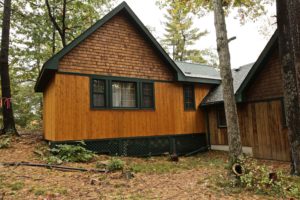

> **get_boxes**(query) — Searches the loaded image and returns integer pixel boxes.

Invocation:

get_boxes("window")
[141,83,154,108]
[112,81,137,108]
[91,77,155,110]
[217,107,227,128]
[183,85,195,110]
[92,79,106,107]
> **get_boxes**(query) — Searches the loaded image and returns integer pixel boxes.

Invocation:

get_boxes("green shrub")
[226,157,300,198]
[50,142,95,163]
[10,181,24,191]
[107,158,125,171]
[46,155,63,165]
[0,137,11,149]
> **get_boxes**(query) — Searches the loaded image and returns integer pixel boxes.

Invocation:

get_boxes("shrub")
[230,157,300,198]
[0,137,11,149]
[49,142,95,163]
[107,158,125,171]
[10,181,24,191]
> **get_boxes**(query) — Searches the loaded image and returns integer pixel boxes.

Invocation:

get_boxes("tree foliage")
[0,0,114,130]
[159,0,208,63]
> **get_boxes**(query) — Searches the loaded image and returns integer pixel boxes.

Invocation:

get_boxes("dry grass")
[0,133,293,200]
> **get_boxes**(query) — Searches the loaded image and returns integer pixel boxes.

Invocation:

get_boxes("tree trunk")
[0,0,18,135]
[45,0,67,47]
[277,0,300,175]
[213,0,242,164]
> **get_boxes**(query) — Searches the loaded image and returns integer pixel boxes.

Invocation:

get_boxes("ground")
[0,133,296,200]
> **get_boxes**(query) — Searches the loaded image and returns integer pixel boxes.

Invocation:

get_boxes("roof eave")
[177,74,221,84]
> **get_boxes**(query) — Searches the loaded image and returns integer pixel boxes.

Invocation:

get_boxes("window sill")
[90,107,155,111]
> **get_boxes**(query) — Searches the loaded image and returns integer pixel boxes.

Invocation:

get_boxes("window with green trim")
[141,83,154,108]
[91,77,155,110]
[183,85,195,110]
[92,79,106,107]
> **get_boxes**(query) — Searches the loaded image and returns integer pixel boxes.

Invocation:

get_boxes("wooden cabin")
[35,2,290,160]
[34,2,221,156]
[202,31,290,161]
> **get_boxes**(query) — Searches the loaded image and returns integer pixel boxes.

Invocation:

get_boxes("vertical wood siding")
[43,74,210,141]
[43,76,56,140]
[208,100,290,161]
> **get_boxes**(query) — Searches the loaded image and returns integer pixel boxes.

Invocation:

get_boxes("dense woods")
[0,0,115,131]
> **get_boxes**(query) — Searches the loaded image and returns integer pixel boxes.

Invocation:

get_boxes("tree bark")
[213,0,242,164]
[277,0,300,175]
[0,0,18,135]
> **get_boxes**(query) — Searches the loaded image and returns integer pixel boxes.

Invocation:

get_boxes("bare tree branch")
[45,0,66,47]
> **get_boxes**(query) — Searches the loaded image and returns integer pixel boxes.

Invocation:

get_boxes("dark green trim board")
[57,71,176,83]
[49,133,208,157]
[90,76,155,110]
[235,30,278,102]
[35,1,186,92]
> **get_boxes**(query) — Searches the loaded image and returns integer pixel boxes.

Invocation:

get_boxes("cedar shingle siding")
[59,12,174,81]
[245,46,283,101]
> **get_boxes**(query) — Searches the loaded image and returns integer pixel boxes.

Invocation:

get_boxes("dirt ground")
[0,133,294,200]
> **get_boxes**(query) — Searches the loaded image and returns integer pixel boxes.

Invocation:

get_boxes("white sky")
[117,0,277,68]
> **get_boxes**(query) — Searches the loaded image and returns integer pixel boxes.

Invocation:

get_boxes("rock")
[122,171,134,180]
[90,179,98,185]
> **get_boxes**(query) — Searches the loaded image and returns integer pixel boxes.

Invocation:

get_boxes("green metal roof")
[175,61,221,84]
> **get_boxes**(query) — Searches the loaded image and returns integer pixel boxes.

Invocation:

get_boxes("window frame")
[183,84,196,111]
[141,82,155,109]
[90,76,155,110]
[91,79,107,108]
[217,107,227,128]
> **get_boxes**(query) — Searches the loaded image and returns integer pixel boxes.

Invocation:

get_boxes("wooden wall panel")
[208,100,290,161]
[43,77,56,140]
[49,74,210,141]
[245,47,283,101]
[59,12,174,81]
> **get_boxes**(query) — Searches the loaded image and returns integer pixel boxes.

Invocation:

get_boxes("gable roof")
[35,2,220,92]
[235,30,278,101]
[202,63,253,105]
[201,30,278,106]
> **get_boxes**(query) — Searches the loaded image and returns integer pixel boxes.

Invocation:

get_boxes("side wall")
[245,47,283,101]
[43,76,56,140]
[44,73,210,141]
[208,100,289,161]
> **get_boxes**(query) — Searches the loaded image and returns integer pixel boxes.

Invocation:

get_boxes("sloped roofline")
[235,30,278,102]
[35,1,191,92]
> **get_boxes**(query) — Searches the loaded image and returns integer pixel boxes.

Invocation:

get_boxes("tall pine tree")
[161,0,208,63]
